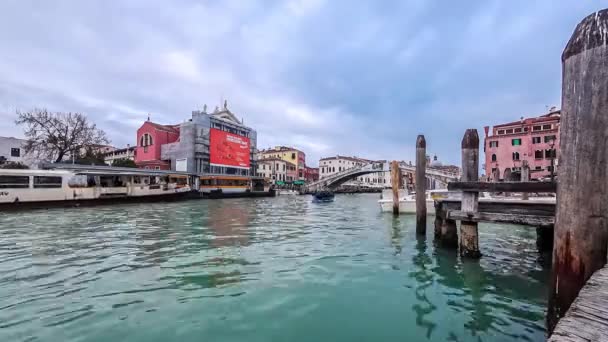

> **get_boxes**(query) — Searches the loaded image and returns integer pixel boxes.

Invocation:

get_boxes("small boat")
[277,189,299,196]
[312,190,335,203]
[378,189,461,214]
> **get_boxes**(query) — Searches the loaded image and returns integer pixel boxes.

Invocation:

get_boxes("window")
[532,137,541,144]
[282,164,285,171]
[0,175,29,188]
[535,166,542,171]
[511,138,522,146]
[489,141,498,148]
[33,176,62,188]
[512,152,520,161]
[140,133,153,147]
[547,165,555,172]
[491,154,497,162]
[505,129,514,134]
[542,124,552,130]
[544,135,556,143]
[497,130,505,135]
[10,148,20,157]
[533,125,542,131]
[154,166,161,170]
[514,128,522,133]
[545,149,556,159]
[332,167,335,172]
[291,153,296,160]
[535,150,543,159]
[491,168,497,174]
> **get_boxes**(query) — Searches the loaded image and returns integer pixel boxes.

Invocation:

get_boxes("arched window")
[512,152,520,161]
[140,133,153,147]
[491,154,497,162]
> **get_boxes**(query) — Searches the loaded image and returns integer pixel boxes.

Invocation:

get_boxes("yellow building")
[257,146,306,180]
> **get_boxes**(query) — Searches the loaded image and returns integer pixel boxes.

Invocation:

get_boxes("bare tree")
[15,109,110,163]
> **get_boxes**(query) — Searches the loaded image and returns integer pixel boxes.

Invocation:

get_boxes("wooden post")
[521,160,530,200]
[390,160,400,215]
[459,129,481,258]
[416,135,427,235]
[548,9,608,333]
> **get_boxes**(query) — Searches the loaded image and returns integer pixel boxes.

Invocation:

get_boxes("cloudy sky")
[0,1,601,166]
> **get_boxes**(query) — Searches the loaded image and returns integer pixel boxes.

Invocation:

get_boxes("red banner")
[210,128,251,169]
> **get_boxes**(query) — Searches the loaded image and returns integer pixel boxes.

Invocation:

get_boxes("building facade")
[134,103,257,176]
[104,145,137,165]
[304,166,319,182]
[258,146,306,180]
[256,158,297,183]
[0,136,37,167]
[484,109,560,180]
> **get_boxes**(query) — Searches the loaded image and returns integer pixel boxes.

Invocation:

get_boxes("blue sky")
[0,1,601,166]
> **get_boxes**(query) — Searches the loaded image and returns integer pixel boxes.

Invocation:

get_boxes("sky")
[0,1,602,167]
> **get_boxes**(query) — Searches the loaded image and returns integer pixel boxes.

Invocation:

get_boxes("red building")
[484,109,560,180]
[305,166,319,182]
[135,121,180,170]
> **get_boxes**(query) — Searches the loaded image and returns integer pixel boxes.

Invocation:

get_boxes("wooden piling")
[416,135,427,235]
[390,160,400,215]
[521,160,530,200]
[459,129,481,258]
[547,9,608,334]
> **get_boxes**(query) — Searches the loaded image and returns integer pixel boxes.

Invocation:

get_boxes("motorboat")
[312,190,335,203]
[277,189,299,196]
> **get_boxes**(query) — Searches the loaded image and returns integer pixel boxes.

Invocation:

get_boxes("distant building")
[256,158,297,183]
[258,146,306,180]
[305,166,319,182]
[484,108,560,180]
[0,136,37,168]
[134,102,257,176]
[103,145,137,165]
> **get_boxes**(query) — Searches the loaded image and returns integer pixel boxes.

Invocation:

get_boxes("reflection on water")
[0,194,549,342]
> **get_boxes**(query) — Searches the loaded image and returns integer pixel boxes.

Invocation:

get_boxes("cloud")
[0,0,601,166]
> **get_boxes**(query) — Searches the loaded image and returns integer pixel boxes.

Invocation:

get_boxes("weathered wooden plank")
[547,8,608,333]
[448,181,556,193]
[459,129,480,258]
[549,266,608,341]
[447,210,554,226]
[416,135,426,235]
[439,199,556,217]
[391,160,400,215]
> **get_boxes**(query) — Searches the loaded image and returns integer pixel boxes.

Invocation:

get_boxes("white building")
[103,146,136,165]
[318,155,390,188]
[0,136,38,168]
[256,158,297,183]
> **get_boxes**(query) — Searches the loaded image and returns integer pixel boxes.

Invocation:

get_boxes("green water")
[0,194,549,341]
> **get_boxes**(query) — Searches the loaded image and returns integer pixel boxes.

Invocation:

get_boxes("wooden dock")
[548,265,608,341]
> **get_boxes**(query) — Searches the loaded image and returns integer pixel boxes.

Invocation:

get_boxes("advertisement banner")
[210,128,251,169]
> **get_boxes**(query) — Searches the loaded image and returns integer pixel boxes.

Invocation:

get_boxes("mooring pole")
[547,9,608,333]
[390,160,400,215]
[459,129,481,258]
[521,160,530,200]
[416,135,427,235]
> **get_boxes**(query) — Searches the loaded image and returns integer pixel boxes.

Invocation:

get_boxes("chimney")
[484,126,489,138]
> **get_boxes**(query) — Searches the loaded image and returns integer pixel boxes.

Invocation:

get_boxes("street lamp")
[549,137,556,182]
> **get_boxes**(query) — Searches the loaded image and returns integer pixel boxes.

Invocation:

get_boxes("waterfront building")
[103,145,137,165]
[134,102,257,176]
[256,158,297,183]
[258,146,306,180]
[0,136,38,168]
[484,108,560,180]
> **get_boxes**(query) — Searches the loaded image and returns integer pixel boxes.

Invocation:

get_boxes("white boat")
[0,168,195,208]
[276,189,299,195]
[378,189,460,215]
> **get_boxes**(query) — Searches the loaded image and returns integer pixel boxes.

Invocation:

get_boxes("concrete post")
[416,135,427,235]
[459,129,481,258]
[547,9,608,333]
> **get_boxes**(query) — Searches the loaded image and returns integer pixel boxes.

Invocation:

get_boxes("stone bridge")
[305,161,460,192]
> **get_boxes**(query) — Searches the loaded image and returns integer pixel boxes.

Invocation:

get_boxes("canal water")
[0,194,549,342]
